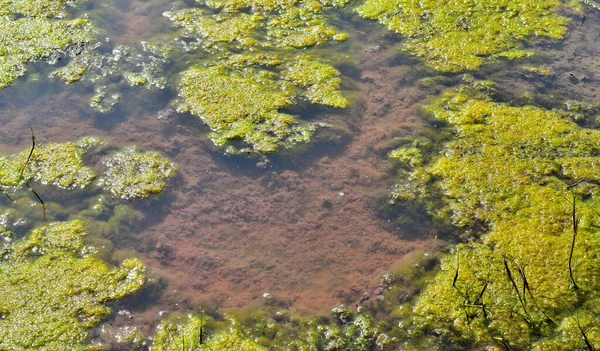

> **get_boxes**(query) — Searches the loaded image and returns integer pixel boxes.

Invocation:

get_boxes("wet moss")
[394,89,600,348]
[0,0,96,89]
[99,146,178,199]
[0,220,146,351]
[356,0,570,72]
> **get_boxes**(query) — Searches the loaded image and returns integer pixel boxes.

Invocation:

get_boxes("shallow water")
[2,0,600,344]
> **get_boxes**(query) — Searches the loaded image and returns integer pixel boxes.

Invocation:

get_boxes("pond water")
[2,0,600,348]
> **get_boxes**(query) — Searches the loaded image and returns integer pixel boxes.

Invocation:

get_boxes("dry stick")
[19,125,36,181]
[569,190,580,291]
[517,266,556,324]
[576,317,594,351]
[502,255,533,324]
[19,126,46,220]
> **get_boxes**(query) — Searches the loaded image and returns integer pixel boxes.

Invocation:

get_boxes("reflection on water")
[2,0,600,343]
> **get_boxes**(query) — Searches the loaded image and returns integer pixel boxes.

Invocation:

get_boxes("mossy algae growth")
[177,55,347,153]
[0,220,146,351]
[1,138,177,200]
[356,0,570,72]
[166,0,350,153]
[391,88,600,349]
[0,0,96,88]
[99,146,178,199]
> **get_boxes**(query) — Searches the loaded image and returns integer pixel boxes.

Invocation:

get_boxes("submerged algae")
[0,0,96,89]
[393,90,600,349]
[0,220,146,351]
[356,0,570,72]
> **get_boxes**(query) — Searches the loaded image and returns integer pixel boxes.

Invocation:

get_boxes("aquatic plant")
[356,0,570,72]
[99,146,178,199]
[167,0,350,153]
[152,315,267,351]
[0,140,96,192]
[177,55,346,153]
[391,88,600,349]
[0,220,146,350]
[0,0,96,89]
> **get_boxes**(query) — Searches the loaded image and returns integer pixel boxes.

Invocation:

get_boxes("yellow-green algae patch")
[0,220,146,351]
[99,146,178,200]
[166,0,348,51]
[178,55,346,153]
[0,0,96,89]
[394,90,600,349]
[166,0,350,153]
[0,141,96,190]
[152,315,267,351]
[356,0,570,72]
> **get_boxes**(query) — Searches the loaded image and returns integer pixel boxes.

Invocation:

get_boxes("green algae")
[356,0,570,72]
[166,0,350,153]
[390,88,600,349]
[178,55,345,153]
[0,0,96,89]
[0,140,96,191]
[99,146,178,199]
[22,142,96,189]
[152,315,267,351]
[0,220,146,351]
[151,310,394,351]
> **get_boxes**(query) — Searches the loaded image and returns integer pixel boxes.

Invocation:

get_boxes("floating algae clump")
[356,0,570,72]
[21,142,96,189]
[165,0,348,51]
[0,0,96,89]
[167,0,349,153]
[0,220,146,350]
[395,90,600,348]
[152,315,267,351]
[178,55,346,153]
[99,146,178,199]
[0,140,96,190]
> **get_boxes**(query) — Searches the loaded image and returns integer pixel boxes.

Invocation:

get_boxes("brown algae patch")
[390,87,600,349]
[0,220,146,350]
[356,0,570,72]
[0,0,96,88]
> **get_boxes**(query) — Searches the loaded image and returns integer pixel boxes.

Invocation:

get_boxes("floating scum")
[389,86,600,349]
[0,220,146,351]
